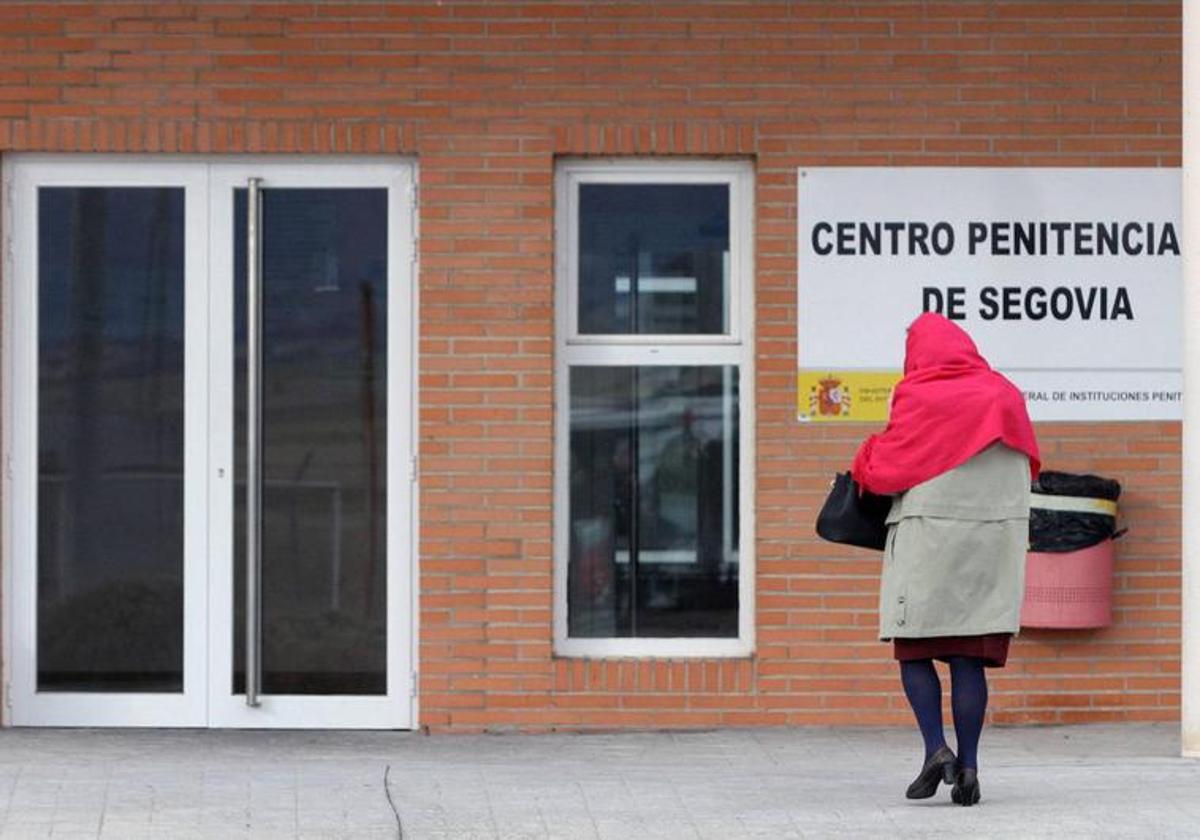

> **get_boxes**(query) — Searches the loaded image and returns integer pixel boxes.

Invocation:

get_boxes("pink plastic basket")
[1020,539,1114,629]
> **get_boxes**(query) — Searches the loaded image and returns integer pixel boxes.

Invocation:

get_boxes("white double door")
[4,157,415,728]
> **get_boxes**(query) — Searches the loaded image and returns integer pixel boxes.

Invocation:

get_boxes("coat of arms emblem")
[810,377,851,417]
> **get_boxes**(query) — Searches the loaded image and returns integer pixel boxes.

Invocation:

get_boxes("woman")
[852,312,1040,807]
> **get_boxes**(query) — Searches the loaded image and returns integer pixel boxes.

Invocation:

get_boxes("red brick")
[0,0,1182,734]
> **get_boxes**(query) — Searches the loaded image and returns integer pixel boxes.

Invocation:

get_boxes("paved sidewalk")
[0,723,1196,839]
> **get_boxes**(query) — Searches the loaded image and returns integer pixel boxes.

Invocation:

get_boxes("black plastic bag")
[1029,470,1121,553]
[1032,470,1120,502]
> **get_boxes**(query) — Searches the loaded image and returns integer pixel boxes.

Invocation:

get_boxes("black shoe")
[905,745,957,799]
[950,767,981,806]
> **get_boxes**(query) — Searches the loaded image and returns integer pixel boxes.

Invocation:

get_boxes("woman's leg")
[947,656,988,770]
[899,658,947,759]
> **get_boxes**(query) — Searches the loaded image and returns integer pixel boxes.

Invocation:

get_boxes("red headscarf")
[851,313,1041,495]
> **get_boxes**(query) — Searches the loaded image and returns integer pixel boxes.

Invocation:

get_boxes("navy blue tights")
[900,659,946,760]
[899,656,989,770]
[948,656,988,770]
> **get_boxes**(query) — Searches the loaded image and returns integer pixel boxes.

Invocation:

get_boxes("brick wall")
[0,1,1181,731]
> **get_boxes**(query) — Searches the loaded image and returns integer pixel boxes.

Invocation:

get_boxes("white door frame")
[1,155,418,729]
[206,160,415,729]
[3,158,211,726]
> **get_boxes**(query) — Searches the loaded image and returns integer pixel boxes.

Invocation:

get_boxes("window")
[554,160,755,657]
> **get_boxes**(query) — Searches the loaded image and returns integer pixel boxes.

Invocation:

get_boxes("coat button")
[897,618,906,626]
[898,596,906,604]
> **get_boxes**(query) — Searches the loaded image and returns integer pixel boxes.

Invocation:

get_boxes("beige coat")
[878,443,1031,640]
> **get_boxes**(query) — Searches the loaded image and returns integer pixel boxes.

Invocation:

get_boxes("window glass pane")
[568,365,739,637]
[37,187,186,692]
[233,188,389,695]
[578,184,729,335]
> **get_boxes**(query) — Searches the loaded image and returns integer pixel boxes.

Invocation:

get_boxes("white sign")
[797,168,1182,421]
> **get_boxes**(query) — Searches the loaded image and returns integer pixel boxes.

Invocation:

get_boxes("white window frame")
[553,158,756,658]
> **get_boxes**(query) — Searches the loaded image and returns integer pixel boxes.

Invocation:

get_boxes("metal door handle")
[245,177,263,708]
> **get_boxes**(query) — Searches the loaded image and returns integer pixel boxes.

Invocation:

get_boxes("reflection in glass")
[37,187,186,692]
[233,188,388,695]
[578,184,729,335]
[569,366,739,637]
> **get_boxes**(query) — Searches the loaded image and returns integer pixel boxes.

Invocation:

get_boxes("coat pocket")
[881,525,909,635]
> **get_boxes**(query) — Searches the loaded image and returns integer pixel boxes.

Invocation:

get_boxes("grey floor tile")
[0,724,1193,839]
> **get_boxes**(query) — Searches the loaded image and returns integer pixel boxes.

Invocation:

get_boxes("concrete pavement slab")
[0,724,1195,838]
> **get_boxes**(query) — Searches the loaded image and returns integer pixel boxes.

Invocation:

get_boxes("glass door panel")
[231,187,389,696]
[207,162,413,728]
[37,187,187,693]
[8,159,209,726]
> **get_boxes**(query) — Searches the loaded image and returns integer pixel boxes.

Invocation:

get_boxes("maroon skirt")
[893,633,1012,668]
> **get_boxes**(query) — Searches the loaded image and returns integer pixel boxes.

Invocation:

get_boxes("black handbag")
[815,472,891,550]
